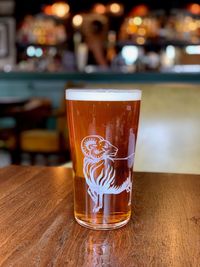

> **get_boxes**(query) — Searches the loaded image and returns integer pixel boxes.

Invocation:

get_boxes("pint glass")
[66,89,141,230]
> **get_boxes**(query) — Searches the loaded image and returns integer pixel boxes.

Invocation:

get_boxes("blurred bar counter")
[0,71,200,108]
[1,71,200,173]
[0,71,200,83]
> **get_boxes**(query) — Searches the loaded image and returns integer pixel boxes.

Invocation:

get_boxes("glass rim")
[65,89,142,101]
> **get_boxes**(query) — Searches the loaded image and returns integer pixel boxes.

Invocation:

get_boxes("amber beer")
[66,89,141,230]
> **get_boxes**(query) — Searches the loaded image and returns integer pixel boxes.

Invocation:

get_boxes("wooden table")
[0,166,199,266]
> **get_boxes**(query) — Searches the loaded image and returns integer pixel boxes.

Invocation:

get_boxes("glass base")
[75,216,130,230]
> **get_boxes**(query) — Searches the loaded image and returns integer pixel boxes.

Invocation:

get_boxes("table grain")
[0,166,200,267]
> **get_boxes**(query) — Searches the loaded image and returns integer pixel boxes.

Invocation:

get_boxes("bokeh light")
[133,17,142,26]
[136,37,145,45]
[27,46,35,57]
[93,3,106,14]
[187,3,200,15]
[108,3,123,15]
[122,46,139,65]
[52,2,70,18]
[72,14,83,28]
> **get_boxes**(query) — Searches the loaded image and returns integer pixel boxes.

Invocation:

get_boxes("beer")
[66,89,141,230]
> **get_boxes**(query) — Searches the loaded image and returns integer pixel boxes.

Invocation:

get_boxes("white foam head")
[65,89,141,101]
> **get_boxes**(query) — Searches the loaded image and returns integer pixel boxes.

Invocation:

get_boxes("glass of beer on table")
[66,89,141,230]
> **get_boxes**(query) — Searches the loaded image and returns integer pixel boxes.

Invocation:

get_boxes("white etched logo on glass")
[81,135,134,213]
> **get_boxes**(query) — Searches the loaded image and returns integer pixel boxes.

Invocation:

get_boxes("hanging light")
[51,2,70,18]
[93,3,106,14]
[187,3,200,15]
[130,5,149,17]
[43,5,53,16]
[108,3,124,16]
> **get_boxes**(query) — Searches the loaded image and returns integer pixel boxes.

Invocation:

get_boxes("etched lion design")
[81,135,133,213]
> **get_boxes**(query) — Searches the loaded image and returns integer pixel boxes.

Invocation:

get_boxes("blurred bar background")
[0,0,200,174]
